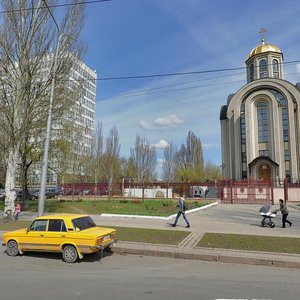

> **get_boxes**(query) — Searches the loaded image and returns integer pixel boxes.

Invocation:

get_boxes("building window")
[259,59,268,78]
[256,101,269,143]
[240,99,247,178]
[249,64,254,81]
[272,59,279,78]
[259,149,269,157]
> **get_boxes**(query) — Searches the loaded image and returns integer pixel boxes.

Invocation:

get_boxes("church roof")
[248,40,281,59]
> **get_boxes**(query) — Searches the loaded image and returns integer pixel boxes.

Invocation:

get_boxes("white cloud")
[139,120,154,130]
[139,114,184,131]
[154,114,184,127]
[152,139,170,149]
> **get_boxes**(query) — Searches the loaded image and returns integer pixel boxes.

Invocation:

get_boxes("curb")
[113,245,300,269]
[101,201,218,220]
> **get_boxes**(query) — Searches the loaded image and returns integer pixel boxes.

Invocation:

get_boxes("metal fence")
[59,181,218,199]
[219,179,273,204]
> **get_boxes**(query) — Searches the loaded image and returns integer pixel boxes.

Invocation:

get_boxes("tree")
[0,0,86,216]
[203,159,222,181]
[175,131,204,182]
[102,127,121,196]
[130,135,157,201]
[93,121,104,193]
[130,135,157,182]
[162,141,177,182]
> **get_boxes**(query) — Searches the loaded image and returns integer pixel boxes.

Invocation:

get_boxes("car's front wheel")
[62,245,78,263]
[7,240,19,256]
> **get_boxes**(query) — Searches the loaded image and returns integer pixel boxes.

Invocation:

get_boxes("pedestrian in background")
[278,199,292,228]
[172,193,190,228]
[15,202,21,220]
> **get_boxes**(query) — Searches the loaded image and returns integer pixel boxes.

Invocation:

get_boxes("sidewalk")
[2,202,300,269]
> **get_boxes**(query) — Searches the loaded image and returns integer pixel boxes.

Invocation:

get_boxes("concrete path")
[2,202,300,268]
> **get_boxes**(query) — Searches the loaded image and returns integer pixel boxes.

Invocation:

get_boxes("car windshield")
[72,216,96,231]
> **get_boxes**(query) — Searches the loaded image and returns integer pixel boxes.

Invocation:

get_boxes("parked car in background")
[0,189,5,200]
[64,188,80,196]
[31,187,59,200]
[16,189,34,201]
[45,187,58,199]
[2,214,116,263]
[82,189,92,195]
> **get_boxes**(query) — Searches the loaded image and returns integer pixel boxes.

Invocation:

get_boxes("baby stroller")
[259,203,277,228]
[260,210,277,228]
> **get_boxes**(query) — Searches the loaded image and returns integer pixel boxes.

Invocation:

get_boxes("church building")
[220,31,300,183]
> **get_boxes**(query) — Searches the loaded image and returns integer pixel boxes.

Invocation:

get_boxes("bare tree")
[130,135,157,201]
[175,131,204,181]
[0,0,86,216]
[103,127,121,196]
[130,135,157,182]
[162,141,177,182]
[93,121,104,195]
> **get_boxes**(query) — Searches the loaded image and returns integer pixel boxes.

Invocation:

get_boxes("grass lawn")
[0,220,189,245]
[1,199,212,216]
[198,233,300,254]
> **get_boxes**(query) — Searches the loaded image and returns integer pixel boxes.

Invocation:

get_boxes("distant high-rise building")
[28,59,97,186]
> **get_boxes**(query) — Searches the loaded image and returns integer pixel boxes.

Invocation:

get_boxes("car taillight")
[96,237,103,244]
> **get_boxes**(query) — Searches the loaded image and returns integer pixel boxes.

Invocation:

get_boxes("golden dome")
[248,40,281,59]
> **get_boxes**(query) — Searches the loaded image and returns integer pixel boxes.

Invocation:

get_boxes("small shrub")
[120,199,128,203]
[131,200,142,204]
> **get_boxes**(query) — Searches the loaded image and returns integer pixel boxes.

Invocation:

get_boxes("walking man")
[279,199,292,228]
[172,193,190,228]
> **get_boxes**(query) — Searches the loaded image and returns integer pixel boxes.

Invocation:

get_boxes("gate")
[219,179,273,204]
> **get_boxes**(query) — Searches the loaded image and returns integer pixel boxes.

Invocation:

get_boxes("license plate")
[103,235,110,241]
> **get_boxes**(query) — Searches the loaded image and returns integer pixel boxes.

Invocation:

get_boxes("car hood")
[3,228,27,237]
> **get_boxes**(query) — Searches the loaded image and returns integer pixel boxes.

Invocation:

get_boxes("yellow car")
[2,214,116,263]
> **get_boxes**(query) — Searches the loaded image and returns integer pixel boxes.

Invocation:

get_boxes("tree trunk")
[4,146,19,217]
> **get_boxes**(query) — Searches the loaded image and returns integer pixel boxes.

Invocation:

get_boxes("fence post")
[284,178,288,202]
[270,180,274,205]
[230,180,233,204]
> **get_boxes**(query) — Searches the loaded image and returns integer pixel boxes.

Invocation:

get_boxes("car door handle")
[40,234,44,237]
[61,235,66,238]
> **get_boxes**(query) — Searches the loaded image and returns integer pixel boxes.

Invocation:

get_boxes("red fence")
[219,179,273,204]
[60,181,217,198]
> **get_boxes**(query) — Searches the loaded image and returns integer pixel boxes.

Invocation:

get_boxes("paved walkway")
[2,202,300,268]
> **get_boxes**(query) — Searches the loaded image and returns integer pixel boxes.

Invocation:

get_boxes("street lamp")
[38,33,76,216]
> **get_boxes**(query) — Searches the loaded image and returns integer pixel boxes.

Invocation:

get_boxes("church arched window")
[273,59,279,78]
[259,59,268,78]
[240,99,247,178]
[249,64,254,82]
[256,101,269,144]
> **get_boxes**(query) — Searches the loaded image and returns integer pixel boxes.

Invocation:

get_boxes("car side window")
[48,219,67,232]
[30,220,47,231]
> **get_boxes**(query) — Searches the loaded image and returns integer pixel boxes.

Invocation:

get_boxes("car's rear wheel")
[62,245,78,263]
[7,240,19,256]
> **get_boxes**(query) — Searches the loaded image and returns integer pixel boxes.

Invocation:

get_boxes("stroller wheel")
[270,222,275,228]
[261,220,266,227]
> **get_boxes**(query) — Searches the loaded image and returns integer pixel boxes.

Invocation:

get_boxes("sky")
[80,0,300,176]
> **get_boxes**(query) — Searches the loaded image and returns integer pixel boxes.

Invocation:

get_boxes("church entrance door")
[258,164,271,181]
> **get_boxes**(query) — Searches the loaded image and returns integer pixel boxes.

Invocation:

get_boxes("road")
[1,251,300,300]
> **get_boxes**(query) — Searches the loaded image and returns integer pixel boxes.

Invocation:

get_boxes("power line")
[0,0,112,14]
[98,69,300,102]
[98,60,300,81]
